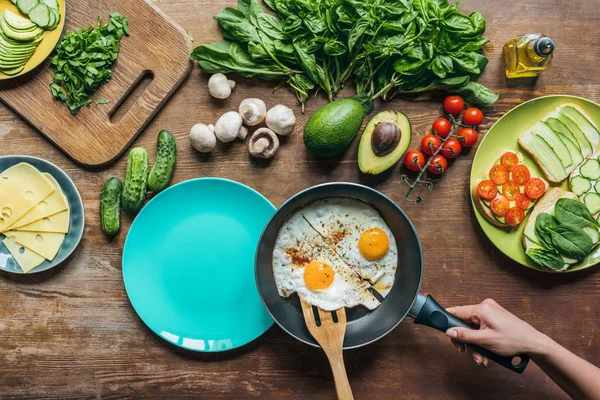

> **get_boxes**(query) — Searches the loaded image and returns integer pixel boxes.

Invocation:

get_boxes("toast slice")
[472,150,548,228]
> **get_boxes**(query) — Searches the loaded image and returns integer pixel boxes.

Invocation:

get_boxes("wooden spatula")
[299,296,354,400]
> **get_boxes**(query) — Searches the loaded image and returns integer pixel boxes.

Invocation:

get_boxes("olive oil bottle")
[504,34,555,78]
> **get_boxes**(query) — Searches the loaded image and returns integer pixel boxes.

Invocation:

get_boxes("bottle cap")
[534,37,555,57]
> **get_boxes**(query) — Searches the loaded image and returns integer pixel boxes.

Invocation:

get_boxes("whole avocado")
[304,98,365,157]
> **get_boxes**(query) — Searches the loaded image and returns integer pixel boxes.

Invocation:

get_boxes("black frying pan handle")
[413,295,529,374]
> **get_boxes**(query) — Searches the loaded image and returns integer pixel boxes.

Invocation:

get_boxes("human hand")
[445,298,550,366]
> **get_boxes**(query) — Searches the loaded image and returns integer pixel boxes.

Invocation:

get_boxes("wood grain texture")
[0,0,192,167]
[0,0,600,398]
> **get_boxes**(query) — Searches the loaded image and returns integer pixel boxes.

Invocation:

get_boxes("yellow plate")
[470,95,600,273]
[0,0,65,80]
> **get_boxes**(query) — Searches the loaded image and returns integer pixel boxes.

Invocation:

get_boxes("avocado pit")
[371,122,401,156]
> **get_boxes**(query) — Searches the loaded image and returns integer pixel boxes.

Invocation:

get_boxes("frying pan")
[255,183,529,373]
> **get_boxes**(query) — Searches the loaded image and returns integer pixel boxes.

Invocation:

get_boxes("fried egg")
[272,198,398,311]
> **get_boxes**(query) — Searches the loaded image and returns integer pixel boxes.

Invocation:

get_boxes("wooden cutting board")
[0,0,192,167]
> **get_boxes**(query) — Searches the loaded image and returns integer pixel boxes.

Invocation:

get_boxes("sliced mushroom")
[248,128,279,159]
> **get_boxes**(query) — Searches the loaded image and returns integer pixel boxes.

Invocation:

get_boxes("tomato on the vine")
[525,178,546,199]
[490,195,509,217]
[489,164,509,185]
[404,150,425,172]
[432,118,452,138]
[477,180,498,200]
[427,154,447,175]
[443,96,464,115]
[463,107,484,126]
[441,137,462,159]
[421,134,441,155]
[512,165,531,185]
[500,152,519,171]
[516,194,531,210]
[505,207,525,227]
[457,127,478,147]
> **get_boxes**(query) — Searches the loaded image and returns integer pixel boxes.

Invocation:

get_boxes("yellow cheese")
[7,173,69,230]
[2,236,45,273]
[14,210,70,233]
[0,163,54,232]
[5,231,65,261]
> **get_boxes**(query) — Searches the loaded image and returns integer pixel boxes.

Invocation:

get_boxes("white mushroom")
[208,73,236,99]
[248,128,279,159]
[265,104,296,136]
[214,111,247,143]
[239,98,267,126]
[189,123,216,153]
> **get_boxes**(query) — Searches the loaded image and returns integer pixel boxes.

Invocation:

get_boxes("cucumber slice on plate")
[583,225,600,244]
[41,0,58,8]
[570,175,592,196]
[17,0,40,15]
[584,193,600,215]
[580,158,600,180]
[28,4,51,28]
[3,9,36,31]
[1,65,24,75]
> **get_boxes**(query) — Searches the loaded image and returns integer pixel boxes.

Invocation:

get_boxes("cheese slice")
[2,236,45,273]
[5,231,65,261]
[14,210,70,233]
[0,163,54,232]
[6,173,69,230]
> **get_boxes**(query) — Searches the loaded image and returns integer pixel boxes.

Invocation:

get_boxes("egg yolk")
[358,228,389,261]
[303,261,334,291]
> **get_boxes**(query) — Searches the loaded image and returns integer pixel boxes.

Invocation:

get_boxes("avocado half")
[357,110,411,174]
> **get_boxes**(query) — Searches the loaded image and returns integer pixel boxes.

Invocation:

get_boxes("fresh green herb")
[50,12,129,115]
[526,248,565,271]
[190,0,497,108]
[96,98,111,105]
[555,198,599,227]
[186,29,194,42]
[535,211,593,260]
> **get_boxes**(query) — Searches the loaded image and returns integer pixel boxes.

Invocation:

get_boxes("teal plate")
[0,155,85,274]
[123,178,275,352]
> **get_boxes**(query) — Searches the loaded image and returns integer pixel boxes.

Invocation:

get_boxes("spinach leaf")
[555,198,599,227]
[456,81,499,105]
[526,248,565,271]
[535,212,559,249]
[551,225,593,260]
[215,8,260,43]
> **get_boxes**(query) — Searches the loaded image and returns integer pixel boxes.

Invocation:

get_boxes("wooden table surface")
[1,0,599,398]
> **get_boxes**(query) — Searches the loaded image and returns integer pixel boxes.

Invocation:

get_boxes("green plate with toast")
[471,95,600,272]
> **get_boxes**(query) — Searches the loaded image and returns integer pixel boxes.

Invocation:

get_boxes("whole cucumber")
[148,130,177,192]
[122,147,149,212]
[100,177,123,236]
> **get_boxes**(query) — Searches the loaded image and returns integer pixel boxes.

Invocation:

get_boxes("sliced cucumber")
[571,175,592,196]
[583,225,600,244]
[524,221,539,244]
[580,158,600,180]
[595,180,600,194]
[41,0,58,9]
[28,4,50,28]
[17,0,40,15]
[560,106,600,150]
[558,132,584,167]
[531,121,572,168]
[584,193,600,215]
[0,65,24,75]
[545,118,581,150]
[524,134,568,181]
[3,9,36,31]
[45,9,56,28]
[558,114,593,157]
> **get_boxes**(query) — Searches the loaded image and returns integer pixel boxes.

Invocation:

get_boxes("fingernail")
[446,329,457,338]
[483,361,489,367]
[473,357,481,365]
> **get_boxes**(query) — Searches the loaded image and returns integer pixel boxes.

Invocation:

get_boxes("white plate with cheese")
[0,155,84,274]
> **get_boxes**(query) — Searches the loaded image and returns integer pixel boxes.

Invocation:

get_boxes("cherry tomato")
[427,154,448,175]
[443,95,465,115]
[525,178,546,199]
[489,164,509,185]
[462,107,484,126]
[490,195,510,217]
[421,134,442,155]
[404,150,425,172]
[441,137,462,159]
[500,152,519,171]
[477,180,498,200]
[502,180,520,200]
[432,118,452,138]
[512,165,531,185]
[457,127,478,147]
[516,193,531,210]
[505,207,525,227]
